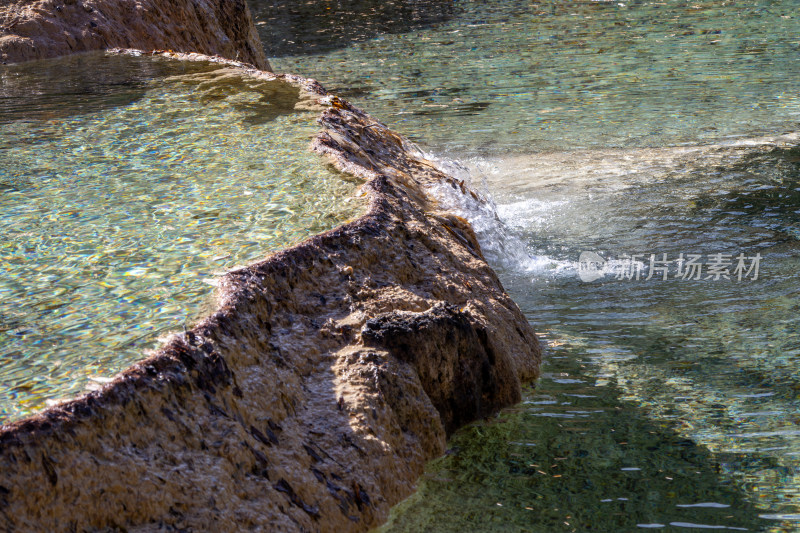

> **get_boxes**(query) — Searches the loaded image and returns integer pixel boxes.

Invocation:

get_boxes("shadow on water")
[378,340,770,532]
[386,143,800,530]
[470,143,800,531]
[246,0,456,57]
[0,52,215,125]
[690,145,800,242]
[0,57,308,194]
[166,69,304,126]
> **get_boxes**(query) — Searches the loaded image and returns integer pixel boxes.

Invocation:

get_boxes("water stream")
[258,0,800,530]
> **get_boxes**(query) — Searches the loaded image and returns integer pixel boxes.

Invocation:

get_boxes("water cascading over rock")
[0,1,541,529]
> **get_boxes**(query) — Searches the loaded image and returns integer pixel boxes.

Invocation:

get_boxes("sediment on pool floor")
[0,55,365,422]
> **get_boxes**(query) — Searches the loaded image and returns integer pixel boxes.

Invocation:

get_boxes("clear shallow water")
[379,346,771,532]
[0,53,363,422]
[248,0,455,57]
[251,0,800,530]
[467,140,800,531]
[379,139,800,531]
[266,0,800,155]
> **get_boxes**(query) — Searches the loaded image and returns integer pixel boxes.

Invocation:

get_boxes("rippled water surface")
[266,0,800,155]
[2,0,798,529]
[396,139,800,532]
[252,0,800,530]
[0,53,363,422]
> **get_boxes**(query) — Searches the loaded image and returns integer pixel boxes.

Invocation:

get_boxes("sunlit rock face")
[0,53,540,532]
[0,0,269,69]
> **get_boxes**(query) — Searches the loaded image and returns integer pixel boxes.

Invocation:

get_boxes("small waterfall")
[422,152,573,275]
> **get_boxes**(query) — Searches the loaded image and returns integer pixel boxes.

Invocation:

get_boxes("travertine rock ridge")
[0,52,540,532]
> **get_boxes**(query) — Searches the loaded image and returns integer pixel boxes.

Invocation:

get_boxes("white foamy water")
[423,152,575,275]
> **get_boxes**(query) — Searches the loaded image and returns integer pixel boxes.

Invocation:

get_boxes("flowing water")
[0,53,364,422]
[1,0,798,530]
[258,0,800,530]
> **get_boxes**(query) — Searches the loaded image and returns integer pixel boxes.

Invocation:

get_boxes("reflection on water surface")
[264,0,800,154]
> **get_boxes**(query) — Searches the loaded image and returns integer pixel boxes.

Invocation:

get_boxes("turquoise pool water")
[0,53,363,422]
[266,0,800,155]
[258,0,800,530]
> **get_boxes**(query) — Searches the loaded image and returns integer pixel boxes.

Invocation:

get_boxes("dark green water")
[264,0,800,155]
[255,0,800,530]
[402,139,800,532]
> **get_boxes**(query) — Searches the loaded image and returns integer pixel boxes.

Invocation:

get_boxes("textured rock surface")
[0,52,540,532]
[0,0,270,69]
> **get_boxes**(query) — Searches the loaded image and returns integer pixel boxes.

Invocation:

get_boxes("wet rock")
[362,303,521,435]
[0,0,269,69]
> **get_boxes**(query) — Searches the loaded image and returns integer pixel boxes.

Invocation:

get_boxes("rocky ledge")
[0,0,269,69]
[0,52,540,532]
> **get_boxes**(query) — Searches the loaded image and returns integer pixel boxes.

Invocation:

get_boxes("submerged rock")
[0,52,540,532]
[0,0,269,69]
